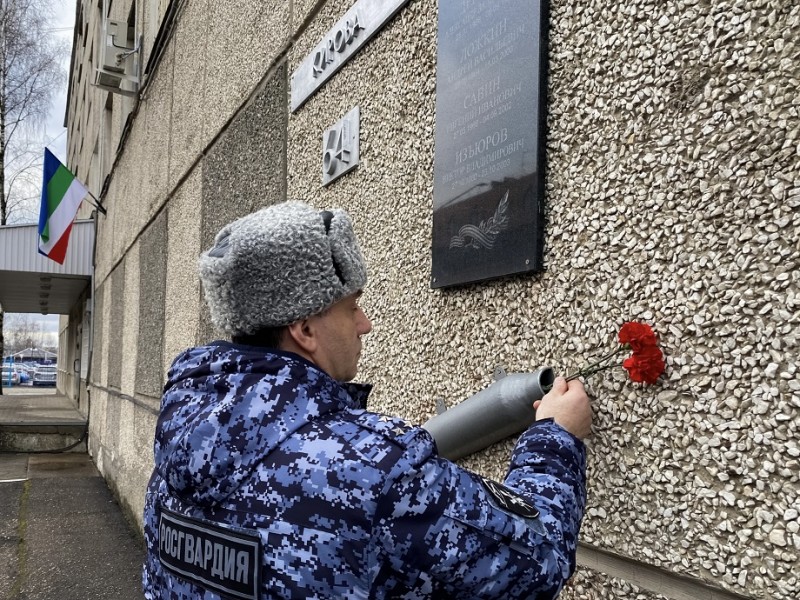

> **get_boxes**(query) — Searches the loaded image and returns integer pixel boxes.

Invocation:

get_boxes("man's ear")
[285,318,318,355]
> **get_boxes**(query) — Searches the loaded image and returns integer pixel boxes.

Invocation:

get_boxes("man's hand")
[534,377,592,439]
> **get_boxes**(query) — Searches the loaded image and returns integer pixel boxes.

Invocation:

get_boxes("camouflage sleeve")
[504,418,588,580]
[373,421,587,599]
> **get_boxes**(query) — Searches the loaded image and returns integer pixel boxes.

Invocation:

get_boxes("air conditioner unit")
[93,18,140,96]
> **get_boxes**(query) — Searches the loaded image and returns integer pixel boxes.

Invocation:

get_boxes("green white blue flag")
[38,148,88,264]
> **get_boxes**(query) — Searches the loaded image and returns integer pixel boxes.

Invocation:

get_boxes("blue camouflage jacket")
[142,342,587,599]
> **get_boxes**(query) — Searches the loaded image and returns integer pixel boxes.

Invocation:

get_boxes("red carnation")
[559,321,666,388]
[618,322,658,352]
[622,346,665,384]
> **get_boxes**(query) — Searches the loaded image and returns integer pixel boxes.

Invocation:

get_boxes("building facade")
[64,0,798,598]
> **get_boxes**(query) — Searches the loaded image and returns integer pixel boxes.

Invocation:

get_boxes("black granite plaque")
[432,0,549,288]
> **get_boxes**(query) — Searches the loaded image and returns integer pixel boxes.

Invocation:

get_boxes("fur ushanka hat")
[198,201,367,336]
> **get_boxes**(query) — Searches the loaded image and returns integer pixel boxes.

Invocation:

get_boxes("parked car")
[32,365,57,386]
[1,366,21,385]
[12,365,34,384]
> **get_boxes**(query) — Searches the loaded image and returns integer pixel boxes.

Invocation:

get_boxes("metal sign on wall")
[431,0,550,288]
[322,107,360,186]
[291,0,411,112]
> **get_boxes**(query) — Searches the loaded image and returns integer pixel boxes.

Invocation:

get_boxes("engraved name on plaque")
[432,0,550,288]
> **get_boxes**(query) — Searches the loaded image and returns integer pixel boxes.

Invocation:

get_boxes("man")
[143,200,591,599]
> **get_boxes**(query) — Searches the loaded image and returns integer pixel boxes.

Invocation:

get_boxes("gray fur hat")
[198,201,367,335]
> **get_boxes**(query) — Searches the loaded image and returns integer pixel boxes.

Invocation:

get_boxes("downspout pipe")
[422,367,555,461]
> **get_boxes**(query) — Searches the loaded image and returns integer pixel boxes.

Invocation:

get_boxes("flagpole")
[85,190,108,216]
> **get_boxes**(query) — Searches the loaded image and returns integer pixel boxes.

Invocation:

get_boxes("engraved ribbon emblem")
[449,190,510,250]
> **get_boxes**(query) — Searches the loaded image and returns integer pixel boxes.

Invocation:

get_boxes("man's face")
[309,291,372,382]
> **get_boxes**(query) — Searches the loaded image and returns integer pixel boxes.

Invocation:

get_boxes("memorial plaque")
[432,0,549,288]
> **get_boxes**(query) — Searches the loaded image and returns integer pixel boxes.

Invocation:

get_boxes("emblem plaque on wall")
[322,107,360,186]
[431,0,550,288]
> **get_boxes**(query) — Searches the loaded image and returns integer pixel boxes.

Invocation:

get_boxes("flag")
[38,148,89,264]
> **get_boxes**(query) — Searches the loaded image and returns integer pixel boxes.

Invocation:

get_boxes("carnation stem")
[564,345,628,383]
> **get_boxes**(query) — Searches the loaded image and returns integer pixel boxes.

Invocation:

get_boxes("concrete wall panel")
[203,1,291,141]
[200,66,288,244]
[164,168,203,372]
[92,283,107,388]
[127,408,158,530]
[167,0,208,188]
[100,156,145,279]
[106,264,126,390]
[111,399,153,530]
[540,3,800,596]
[290,0,324,32]
[120,246,140,396]
[88,389,109,472]
[102,69,173,270]
[561,568,670,600]
[116,395,135,492]
[101,389,121,480]
[93,190,117,284]
[136,211,168,398]
[198,66,289,343]
[135,49,174,222]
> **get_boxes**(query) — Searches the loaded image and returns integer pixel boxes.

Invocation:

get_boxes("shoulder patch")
[158,507,260,599]
[481,478,540,519]
[354,411,415,440]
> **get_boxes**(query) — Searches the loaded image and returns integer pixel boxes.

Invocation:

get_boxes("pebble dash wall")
[72,0,797,598]
[287,1,798,599]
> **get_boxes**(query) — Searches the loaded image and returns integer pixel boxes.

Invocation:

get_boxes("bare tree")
[1,0,67,224]
[3,313,46,352]
[1,0,67,393]
[4,133,46,222]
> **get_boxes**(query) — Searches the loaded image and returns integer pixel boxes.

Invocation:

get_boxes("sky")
[43,0,75,163]
[3,0,77,348]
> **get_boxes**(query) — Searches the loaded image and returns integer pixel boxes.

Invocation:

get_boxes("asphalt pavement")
[1,401,145,599]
